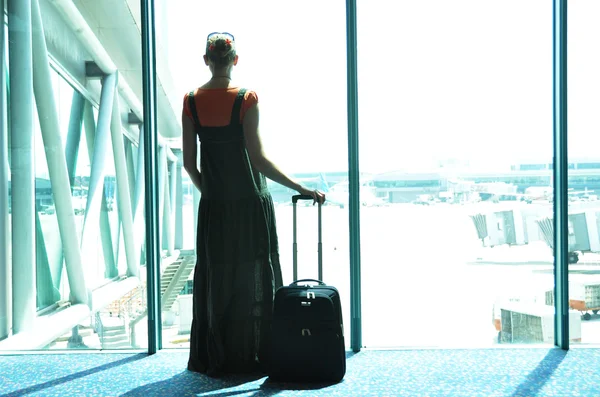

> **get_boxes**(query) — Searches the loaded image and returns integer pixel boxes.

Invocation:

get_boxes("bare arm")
[243,103,325,204]
[181,113,202,191]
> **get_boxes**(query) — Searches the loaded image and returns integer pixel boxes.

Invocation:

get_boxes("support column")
[141,0,162,353]
[553,0,569,350]
[125,137,136,209]
[168,159,176,252]
[133,126,145,264]
[32,0,87,305]
[0,0,11,340]
[112,178,122,274]
[169,160,176,216]
[65,92,84,187]
[9,0,36,334]
[158,146,166,253]
[82,76,117,281]
[174,151,183,250]
[35,208,56,307]
[346,0,362,353]
[83,100,96,157]
[162,164,173,254]
[121,136,135,268]
[110,92,137,277]
[59,91,84,288]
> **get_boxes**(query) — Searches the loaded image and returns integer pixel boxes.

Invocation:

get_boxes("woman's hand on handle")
[297,186,326,205]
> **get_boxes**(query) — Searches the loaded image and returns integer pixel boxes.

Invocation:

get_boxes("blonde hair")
[206,34,236,68]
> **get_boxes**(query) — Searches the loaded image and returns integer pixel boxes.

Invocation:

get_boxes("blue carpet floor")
[1,348,598,396]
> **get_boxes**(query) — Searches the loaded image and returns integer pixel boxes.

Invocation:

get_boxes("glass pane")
[0,1,149,351]
[358,0,555,347]
[158,0,350,358]
[567,0,600,345]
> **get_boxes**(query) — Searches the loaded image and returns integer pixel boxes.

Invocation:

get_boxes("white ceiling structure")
[67,0,182,143]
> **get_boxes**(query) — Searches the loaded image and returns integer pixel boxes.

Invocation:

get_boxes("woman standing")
[181,32,325,376]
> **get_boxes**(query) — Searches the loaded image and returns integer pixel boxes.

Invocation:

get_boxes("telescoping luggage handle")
[291,279,325,286]
[292,194,323,283]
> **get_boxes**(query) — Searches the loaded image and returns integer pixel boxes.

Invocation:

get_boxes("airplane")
[520,187,596,203]
[462,181,594,204]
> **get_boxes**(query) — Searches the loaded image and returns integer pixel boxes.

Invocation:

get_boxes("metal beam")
[125,137,136,209]
[553,0,569,350]
[163,161,174,255]
[168,160,177,251]
[110,91,138,278]
[169,160,176,216]
[174,151,183,250]
[9,0,36,334]
[59,91,85,289]
[346,0,362,353]
[120,135,136,269]
[34,206,57,308]
[82,74,117,281]
[82,102,118,280]
[158,146,166,252]
[83,101,96,164]
[32,0,87,305]
[111,181,122,277]
[0,0,11,340]
[133,126,145,263]
[65,91,84,188]
[141,0,162,354]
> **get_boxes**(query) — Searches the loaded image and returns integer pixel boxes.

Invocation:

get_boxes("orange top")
[182,87,258,127]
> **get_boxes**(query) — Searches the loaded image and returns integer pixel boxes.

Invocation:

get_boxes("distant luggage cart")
[546,282,600,321]
[497,302,581,344]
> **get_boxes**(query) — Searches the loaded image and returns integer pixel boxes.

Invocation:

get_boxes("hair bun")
[206,34,237,67]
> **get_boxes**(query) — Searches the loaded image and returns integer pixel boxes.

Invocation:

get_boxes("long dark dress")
[186,88,283,376]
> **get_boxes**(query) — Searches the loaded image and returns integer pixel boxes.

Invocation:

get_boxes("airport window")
[157,0,349,349]
[358,0,555,348]
[0,0,597,355]
[568,1,600,344]
[0,0,152,351]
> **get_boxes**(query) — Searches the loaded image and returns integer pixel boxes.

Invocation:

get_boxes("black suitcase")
[268,194,346,383]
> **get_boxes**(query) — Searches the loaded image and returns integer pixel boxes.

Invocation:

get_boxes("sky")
[159,0,600,175]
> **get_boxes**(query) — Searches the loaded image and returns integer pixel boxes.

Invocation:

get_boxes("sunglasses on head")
[207,32,235,41]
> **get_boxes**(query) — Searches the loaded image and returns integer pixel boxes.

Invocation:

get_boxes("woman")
[181,32,325,376]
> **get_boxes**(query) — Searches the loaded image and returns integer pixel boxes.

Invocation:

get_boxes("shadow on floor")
[120,371,345,397]
[510,348,567,397]
[2,353,147,397]
[121,351,358,397]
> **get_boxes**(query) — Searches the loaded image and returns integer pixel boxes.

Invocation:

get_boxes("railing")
[93,311,104,346]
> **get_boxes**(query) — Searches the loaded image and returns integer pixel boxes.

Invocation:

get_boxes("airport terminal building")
[261,159,600,204]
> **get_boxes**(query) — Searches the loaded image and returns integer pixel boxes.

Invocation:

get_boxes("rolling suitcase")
[268,194,346,383]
